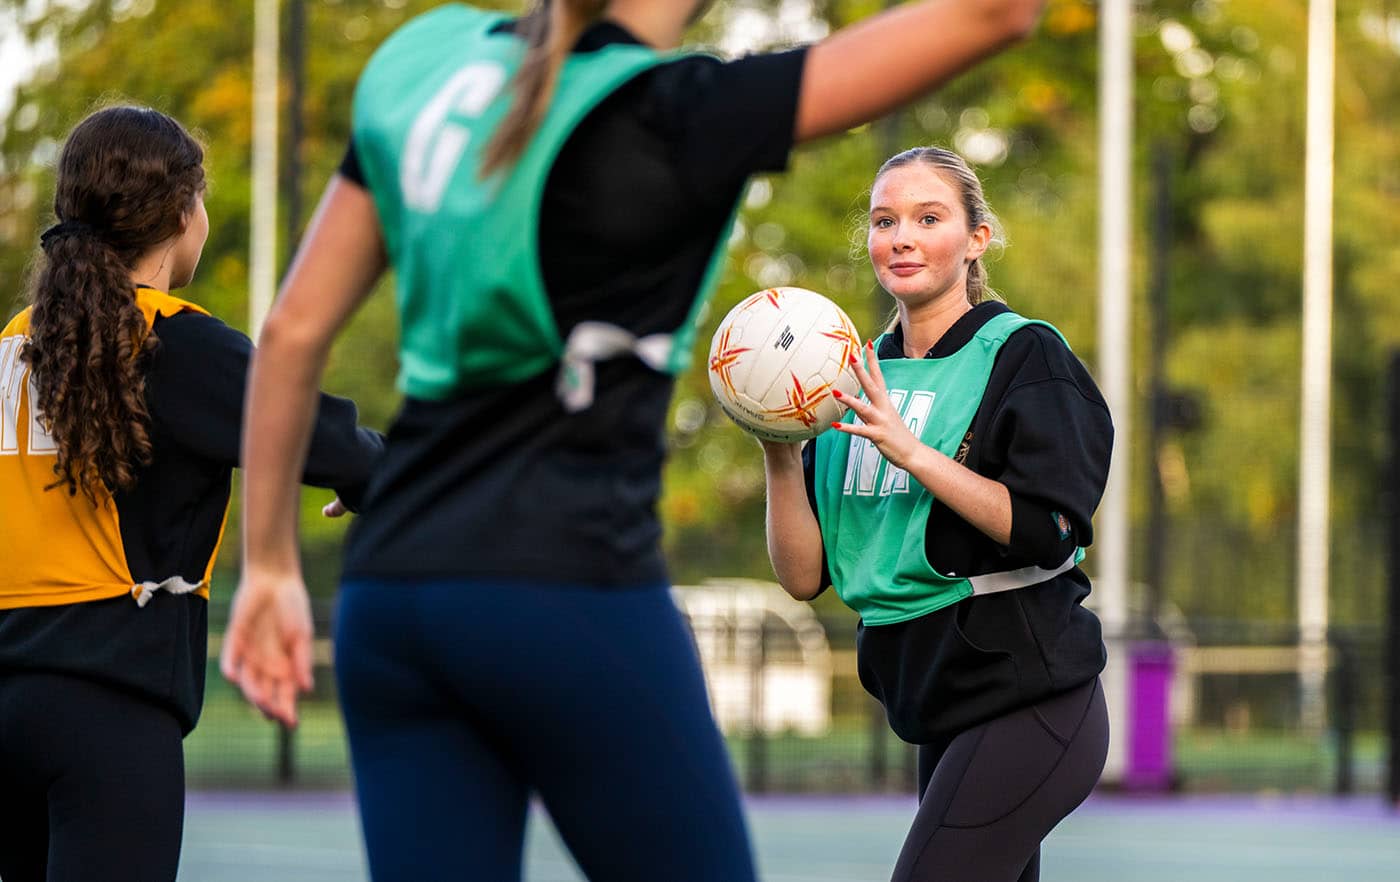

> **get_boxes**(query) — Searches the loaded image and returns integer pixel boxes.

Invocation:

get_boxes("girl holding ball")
[763,146,1113,882]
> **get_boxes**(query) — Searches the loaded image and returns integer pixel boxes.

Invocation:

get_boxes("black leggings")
[0,672,185,882]
[894,678,1108,882]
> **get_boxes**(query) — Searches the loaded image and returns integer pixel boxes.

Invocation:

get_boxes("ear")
[176,191,204,235]
[966,221,992,262]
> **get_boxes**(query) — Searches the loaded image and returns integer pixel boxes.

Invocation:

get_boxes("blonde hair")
[873,146,1005,306]
[480,0,607,176]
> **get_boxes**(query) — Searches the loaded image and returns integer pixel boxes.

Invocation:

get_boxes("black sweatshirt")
[805,302,1113,743]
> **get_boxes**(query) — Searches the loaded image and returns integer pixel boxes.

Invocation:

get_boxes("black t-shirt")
[340,21,806,586]
[804,302,1113,744]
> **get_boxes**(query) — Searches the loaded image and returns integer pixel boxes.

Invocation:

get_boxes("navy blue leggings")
[334,578,758,882]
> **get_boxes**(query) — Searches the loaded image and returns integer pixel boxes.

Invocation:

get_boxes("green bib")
[352,5,734,404]
[813,311,1085,625]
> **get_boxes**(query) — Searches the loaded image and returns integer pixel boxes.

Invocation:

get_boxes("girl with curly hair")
[0,105,383,882]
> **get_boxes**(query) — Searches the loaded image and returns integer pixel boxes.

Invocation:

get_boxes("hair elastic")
[39,220,99,250]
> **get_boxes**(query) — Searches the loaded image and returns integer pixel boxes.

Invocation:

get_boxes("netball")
[707,286,862,443]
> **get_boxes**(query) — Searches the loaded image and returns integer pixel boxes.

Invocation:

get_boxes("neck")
[897,288,972,357]
[129,243,175,293]
[605,0,687,48]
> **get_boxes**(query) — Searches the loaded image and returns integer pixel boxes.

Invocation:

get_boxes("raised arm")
[796,0,1045,143]
[220,176,386,726]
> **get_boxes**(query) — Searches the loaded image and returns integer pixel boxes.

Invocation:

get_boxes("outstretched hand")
[219,573,314,728]
[830,341,923,471]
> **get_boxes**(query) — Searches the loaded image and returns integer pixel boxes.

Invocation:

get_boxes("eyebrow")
[870,201,953,214]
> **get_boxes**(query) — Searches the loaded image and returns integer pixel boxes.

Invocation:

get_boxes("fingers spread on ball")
[864,340,887,388]
[848,345,885,405]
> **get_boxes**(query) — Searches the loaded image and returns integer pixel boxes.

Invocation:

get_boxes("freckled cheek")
[922,236,959,266]
[867,238,889,271]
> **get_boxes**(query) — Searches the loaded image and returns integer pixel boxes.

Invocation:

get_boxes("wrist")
[903,442,946,484]
[239,550,303,584]
[887,432,927,471]
[760,438,804,467]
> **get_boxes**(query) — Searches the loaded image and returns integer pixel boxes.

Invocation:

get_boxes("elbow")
[785,584,817,603]
[776,574,823,603]
[767,546,825,602]
[255,308,299,353]
[256,305,331,365]
[979,0,1045,41]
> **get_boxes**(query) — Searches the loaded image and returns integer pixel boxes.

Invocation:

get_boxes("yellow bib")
[0,289,214,608]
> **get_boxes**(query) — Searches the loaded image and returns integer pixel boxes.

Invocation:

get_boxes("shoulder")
[649,47,807,94]
[376,4,485,53]
[990,320,1108,411]
[151,310,244,346]
[2,306,32,336]
[356,6,499,105]
[563,45,805,188]
[997,321,1089,379]
[625,47,808,132]
[148,311,251,371]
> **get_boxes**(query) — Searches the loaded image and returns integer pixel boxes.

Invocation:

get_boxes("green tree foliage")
[1,0,1396,626]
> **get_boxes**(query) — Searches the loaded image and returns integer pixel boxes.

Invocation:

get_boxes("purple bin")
[1124,641,1175,791]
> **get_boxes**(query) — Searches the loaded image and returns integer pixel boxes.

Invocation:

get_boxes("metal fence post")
[747,612,768,793]
[277,722,295,786]
[869,697,887,790]
[1329,632,1354,796]
[1386,352,1400,808]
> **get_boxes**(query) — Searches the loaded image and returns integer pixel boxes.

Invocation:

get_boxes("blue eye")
[921,214,938,225]
[873,217,893,229]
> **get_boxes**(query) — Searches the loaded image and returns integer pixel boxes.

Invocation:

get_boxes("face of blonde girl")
[867,164,990,310]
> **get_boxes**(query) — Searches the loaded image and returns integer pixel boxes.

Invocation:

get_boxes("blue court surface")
[178,791,1400,881]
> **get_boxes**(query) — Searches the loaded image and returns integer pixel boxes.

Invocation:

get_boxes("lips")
[887,262,924,277]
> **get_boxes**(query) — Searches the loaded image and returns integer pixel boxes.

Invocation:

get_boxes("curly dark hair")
[22,106,205,503]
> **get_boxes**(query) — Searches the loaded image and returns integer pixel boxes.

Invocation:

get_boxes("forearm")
[762,442,825,600]
[241,176,387,574]
[240,315,330,577]
[904,444,1013,547]
[797,0,1044,141]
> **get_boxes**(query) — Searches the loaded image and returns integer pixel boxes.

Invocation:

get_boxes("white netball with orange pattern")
[707,287,862,443]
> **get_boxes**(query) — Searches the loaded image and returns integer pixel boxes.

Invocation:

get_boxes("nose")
[890,224,913,253]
